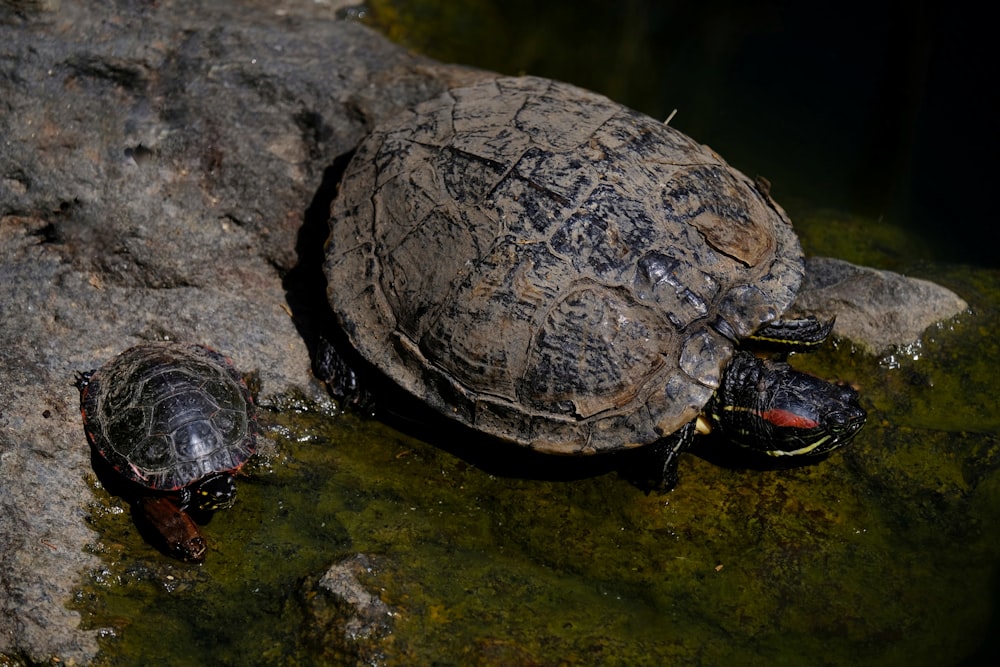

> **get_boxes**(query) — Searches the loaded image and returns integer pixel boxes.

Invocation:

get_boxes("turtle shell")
[79,342,256,491]
[325,76,804,455]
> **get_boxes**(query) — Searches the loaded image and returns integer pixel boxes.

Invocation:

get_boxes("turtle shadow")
[282,153,357,391]
[375,398,624,483]
[366,394,826,490]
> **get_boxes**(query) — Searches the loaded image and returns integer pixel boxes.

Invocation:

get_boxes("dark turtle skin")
[77,342,256,561]
[324,76,865,488]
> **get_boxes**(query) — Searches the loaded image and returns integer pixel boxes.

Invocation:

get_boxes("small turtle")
[322,76,865,488]
[77,342,256,561]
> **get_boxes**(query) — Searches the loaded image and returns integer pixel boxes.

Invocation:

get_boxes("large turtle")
[323,75,865,488]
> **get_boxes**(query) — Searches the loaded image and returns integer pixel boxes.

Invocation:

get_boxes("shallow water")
[79,2,1000,665]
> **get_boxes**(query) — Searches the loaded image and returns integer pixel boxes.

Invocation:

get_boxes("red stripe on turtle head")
[760,408,820,430]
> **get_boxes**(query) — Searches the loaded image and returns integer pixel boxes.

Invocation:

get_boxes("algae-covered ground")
[77,243,1000,665]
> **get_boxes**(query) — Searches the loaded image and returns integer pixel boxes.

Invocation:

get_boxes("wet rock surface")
[300,553,396,663]
[793,256,968,355]
[0,0,470,662]
[0,1,978,664]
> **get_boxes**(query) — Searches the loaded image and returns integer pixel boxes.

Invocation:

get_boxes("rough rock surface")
[792,256,968,354]
[0,0,967,663]
[300,553,396,663]
[0,1,474,662]
[315,554,394,640]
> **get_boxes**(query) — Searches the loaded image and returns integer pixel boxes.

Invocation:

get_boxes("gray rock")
[0,1,469,662]
[301,553,396,654]
[792,256,968,355]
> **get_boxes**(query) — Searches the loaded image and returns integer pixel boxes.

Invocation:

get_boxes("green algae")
[75,262,1000,664]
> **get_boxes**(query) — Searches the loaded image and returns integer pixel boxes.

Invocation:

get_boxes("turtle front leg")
[181,472,238,511]
[654,421,697,491]
[749,316,835,351]
[136,496,207,563]
[631,420,697,492]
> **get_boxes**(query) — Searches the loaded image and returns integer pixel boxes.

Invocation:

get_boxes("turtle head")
[709,351,866,458]
[179,472,237,512]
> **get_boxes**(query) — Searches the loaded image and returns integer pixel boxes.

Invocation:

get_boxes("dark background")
[368,0,998,267]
